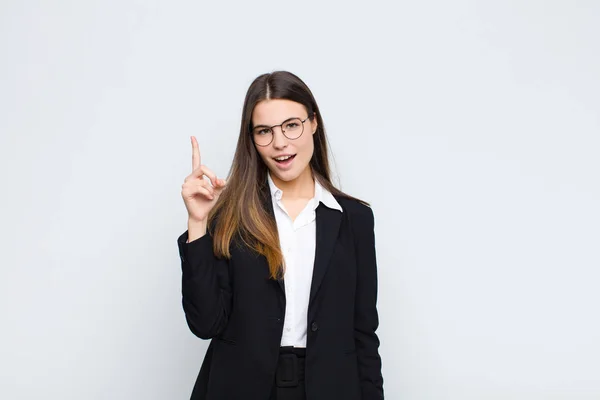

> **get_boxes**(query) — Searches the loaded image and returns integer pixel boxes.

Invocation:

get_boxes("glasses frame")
[251,115,312,147]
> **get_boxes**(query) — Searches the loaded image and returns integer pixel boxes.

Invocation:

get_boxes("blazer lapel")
[309,202,342,306]
[261,184,343,302]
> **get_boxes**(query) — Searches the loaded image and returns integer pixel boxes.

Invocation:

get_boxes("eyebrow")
[253,116,298,128]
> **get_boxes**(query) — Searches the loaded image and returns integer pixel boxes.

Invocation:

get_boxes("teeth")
[275,155,293,161]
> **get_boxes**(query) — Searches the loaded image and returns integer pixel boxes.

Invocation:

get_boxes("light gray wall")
[1,1,598,399]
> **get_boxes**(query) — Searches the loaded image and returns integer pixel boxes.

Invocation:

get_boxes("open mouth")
[273,154,296,164]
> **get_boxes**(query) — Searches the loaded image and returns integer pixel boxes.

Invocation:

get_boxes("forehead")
[251,99,307,126]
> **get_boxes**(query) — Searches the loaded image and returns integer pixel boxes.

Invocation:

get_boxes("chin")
[272,170,298,182]
[270,165,304,181]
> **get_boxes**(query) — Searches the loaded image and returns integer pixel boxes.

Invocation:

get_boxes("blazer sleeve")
[177,230,233,340]
[352,205,384,399]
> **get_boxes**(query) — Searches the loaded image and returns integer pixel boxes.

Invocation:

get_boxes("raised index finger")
[191,136,201,172]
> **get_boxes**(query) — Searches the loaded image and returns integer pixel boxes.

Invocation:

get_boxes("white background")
[1,1,599,399]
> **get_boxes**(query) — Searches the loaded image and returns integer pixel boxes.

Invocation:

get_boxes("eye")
[285,122,299,129]
[256,128,271,135]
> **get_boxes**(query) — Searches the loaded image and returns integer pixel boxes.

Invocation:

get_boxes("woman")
[177,71,384,400]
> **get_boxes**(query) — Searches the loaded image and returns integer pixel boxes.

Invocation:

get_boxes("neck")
[270,167,314,200]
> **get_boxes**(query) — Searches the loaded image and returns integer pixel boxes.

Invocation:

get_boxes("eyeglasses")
[251,115,312,147]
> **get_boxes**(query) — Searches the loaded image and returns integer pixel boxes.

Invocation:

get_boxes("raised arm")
[178,136,231,339]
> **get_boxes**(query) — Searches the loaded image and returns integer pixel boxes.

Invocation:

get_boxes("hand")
[181,136,227,223]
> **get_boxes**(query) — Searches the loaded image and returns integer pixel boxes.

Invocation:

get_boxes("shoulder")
[334,196,375,227]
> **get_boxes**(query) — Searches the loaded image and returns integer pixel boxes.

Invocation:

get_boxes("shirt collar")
[267,172,343,212]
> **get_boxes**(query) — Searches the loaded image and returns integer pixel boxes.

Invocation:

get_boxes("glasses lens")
[253,127,273,146]
[282,118,303,139]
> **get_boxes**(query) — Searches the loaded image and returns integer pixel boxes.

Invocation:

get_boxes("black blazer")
[177,191,384,400]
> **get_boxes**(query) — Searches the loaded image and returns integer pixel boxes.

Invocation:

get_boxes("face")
[251,99,318,184]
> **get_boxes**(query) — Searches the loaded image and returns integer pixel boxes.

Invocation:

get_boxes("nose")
[271,126,288,149]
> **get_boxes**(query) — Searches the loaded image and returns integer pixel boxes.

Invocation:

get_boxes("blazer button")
[311,322,318,332]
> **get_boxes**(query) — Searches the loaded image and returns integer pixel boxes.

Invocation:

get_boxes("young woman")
[178,71,384,400]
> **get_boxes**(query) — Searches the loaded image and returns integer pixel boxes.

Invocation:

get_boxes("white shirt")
[267,172,343,348]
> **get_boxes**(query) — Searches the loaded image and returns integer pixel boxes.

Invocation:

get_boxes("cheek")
[255,146,269,162]
[302,137,315,158]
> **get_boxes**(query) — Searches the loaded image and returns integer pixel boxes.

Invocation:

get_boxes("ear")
[311,112,318,134]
